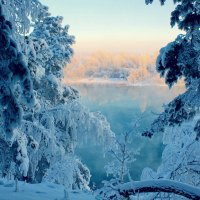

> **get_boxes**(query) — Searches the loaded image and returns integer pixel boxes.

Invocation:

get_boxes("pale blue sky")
[40,0,182,54]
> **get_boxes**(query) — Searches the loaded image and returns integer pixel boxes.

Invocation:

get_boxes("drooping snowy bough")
[101,180,200,200]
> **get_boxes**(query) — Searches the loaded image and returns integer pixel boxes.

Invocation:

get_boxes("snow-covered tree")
[26,7,76,109]
[43,156,91,190]
[143,0,200,137]
[0,1,115,190]
[0,1,35,179]
[17,7,115,187]
[30,13,75,79]
[139,0,200,198]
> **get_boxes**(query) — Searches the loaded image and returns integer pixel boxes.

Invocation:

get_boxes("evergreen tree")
[140,1,200,198]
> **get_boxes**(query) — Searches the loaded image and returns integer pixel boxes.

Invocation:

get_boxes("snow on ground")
[0,179,95,200]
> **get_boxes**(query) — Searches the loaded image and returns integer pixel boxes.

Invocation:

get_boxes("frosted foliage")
[0,3,34,141]
[1,0,44,34]
[0,138,15,178]
[44,157,91,190]
[145,78,200,138]
[141,0,200,139]
[30,14,75,78]
[18,100,114,188]
[15,131,29,177]
[38,101,115,152]
[142,2,200,136]
[13,4,103,189]
[26,11,75,108]
[34,76,77,108]
[144,30,200,137]
[156,30,200,88]
[0,129,31,179]
[162,118,198,146]
[142,118,200,199]
[21,121,65,182]
[158,118,200,185]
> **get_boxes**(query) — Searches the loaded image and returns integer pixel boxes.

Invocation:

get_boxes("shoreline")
[63,79,185,87]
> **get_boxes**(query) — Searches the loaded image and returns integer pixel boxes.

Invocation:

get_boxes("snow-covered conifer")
[140,1,200,198]
[143,0,200,137]
[0,3,34,140]
[0,0,115,191]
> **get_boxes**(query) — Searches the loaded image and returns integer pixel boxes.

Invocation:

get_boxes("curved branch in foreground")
[115,180,200,200]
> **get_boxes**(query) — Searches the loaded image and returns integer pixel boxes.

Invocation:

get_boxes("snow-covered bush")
[44,156,91,190]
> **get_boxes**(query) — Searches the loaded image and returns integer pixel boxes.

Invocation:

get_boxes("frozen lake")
[71,83,185,187]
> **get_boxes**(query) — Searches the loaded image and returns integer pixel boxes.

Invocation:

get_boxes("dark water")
[72,84,185,187]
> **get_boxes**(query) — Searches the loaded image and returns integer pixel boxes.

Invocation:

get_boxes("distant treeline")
[64,51,166,85]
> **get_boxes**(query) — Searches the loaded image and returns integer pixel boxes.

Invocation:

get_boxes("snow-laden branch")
[114,180,200,200]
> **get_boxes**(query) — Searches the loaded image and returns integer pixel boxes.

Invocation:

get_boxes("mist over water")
[72,84,185,187]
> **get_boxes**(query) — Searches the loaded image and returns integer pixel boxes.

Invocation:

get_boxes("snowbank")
[0,179,95,200]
